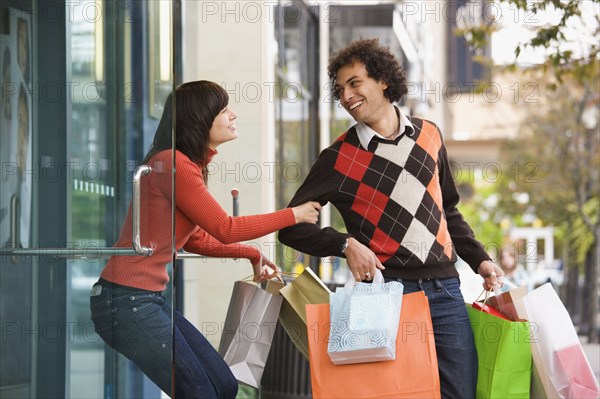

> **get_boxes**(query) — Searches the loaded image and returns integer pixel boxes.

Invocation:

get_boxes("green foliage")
[455,172,504,250]
[494,75,599,270]
[569,198,599,269]
[459,0,600,83]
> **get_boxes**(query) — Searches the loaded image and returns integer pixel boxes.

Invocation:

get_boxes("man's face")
[334,61,389,125]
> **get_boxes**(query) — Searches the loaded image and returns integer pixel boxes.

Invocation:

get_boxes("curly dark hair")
[328,38,407,103]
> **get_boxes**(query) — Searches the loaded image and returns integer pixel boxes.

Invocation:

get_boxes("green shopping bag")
[467,304,532,398]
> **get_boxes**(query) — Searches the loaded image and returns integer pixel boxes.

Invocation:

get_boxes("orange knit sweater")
[100,149,295,291]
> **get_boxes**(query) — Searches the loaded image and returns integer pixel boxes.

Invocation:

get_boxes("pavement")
[580,335,600,381]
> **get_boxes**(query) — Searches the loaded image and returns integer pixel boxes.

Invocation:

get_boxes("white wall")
[425,2,450,136]
[396,0,450,135]
[181,0,276,347]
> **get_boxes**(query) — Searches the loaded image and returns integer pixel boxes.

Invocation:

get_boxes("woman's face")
[208,106,237,149]
[500,250,516,269]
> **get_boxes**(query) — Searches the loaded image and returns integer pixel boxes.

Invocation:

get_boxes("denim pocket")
[127,292,164,314]
[438,278,463,301]
[90,295,118,345]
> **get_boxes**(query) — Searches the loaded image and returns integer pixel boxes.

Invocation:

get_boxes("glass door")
[0,1,176,398]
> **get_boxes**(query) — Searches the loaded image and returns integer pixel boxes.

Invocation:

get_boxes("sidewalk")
[580,335,600,381]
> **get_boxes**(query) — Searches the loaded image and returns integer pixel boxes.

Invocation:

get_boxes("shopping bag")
[278,267,330,360]
[486,284,528,321]
[218,280,283,388]
[328,270,404,364]
[554,343,600,398]
[514,283,599,398]
[306,291,440,398]
[471,300,512,320]
[490,283,552,397]
[466,303,532,398]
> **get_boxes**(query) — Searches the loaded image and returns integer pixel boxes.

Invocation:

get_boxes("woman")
[499,246,530,291]
[90,81,320,398]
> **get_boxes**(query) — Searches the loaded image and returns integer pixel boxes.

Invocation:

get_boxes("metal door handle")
[132,165,152,255]
[9,194,20,251]
[1,165,154,259]
[7,194,21,263]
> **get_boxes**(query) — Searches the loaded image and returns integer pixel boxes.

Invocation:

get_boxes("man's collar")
[355,105,414,150]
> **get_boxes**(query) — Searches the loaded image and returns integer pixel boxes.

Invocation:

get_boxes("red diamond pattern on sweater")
[333,141,374,182]
[332,119,454,266]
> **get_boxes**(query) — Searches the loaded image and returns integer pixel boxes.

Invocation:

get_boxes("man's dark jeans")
[385,276,478,399]
[90,278,238,398]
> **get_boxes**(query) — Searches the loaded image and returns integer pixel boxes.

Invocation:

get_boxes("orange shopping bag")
[306,291,441,398]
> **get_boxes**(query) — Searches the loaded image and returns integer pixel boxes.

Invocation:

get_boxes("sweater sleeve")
[438,142,491,272]
[183,228,262,265]
[278,149,350,257]
[153,151,296,244]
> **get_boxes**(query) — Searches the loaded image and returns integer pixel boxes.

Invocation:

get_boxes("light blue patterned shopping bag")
[327,270,404,365]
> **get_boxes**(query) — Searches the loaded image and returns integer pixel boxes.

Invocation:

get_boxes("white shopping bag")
[514,283,599,398]
[327,270,404,365]
[218,280,283,388]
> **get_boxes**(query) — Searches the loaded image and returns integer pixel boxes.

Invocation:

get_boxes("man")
[278,38,503,398]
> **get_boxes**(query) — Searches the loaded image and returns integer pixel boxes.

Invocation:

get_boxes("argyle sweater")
[279,117,490,279]
[101,149,296,291]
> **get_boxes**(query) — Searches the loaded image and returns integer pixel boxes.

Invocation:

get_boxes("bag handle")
[343,268,384,289]
[240,270,300,283]
[492,278,519,312]
[498,279,518,290]
[476,277,519,304]
[475,288,495,306]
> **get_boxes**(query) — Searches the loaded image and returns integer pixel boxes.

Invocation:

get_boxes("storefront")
[0,1,178,397]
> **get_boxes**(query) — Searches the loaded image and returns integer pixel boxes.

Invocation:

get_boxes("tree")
[494,74,599,342]
[458,0,600,84]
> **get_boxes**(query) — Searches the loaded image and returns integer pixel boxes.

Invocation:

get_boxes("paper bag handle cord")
[475,289,493,305]
[277,271,301,277]
[470,289,494,322]
[240,271,299,283]
[476,277,519,302]
[270,271,302,280]
[240,274,284,283]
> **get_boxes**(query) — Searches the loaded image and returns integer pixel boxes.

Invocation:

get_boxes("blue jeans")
[385,277,477,399]
[90,278,238,399]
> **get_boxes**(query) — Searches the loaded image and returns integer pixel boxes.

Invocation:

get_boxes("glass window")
[0,1,177,397]
[274,1,319,271]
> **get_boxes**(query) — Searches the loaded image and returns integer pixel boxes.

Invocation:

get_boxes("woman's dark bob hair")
[143,80,229,181]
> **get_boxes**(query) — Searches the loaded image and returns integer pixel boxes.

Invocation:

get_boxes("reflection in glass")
[274,3,319,272]
[149,0,173,119]
[69,1,107,397]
